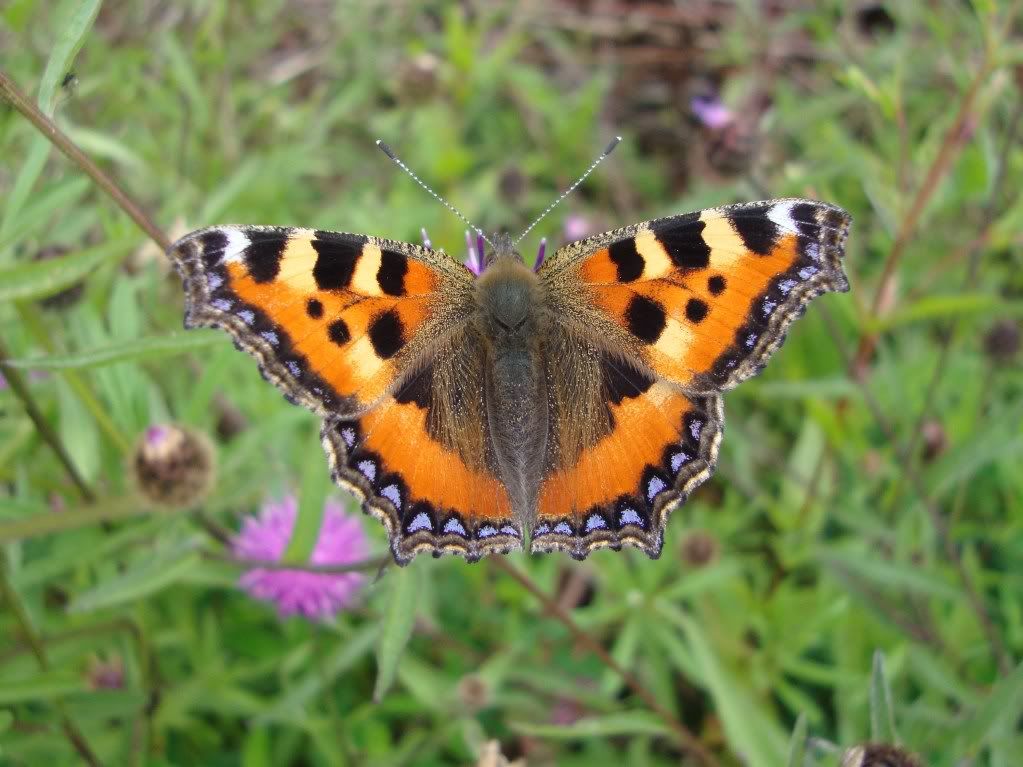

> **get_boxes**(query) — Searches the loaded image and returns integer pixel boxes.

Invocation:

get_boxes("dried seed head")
[841,743,923,767]
[984,319,1020,364]
[457,674,490,712]
[920,420,948,463]
[86,656,124,690]
[680,530,719,568]
[132,424,215,509]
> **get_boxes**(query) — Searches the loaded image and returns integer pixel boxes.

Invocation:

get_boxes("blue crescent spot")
[443,518,467,537]
[584,514,607,532]
[646,476,666,501]
[407,512,431,532]
[358,460,376,482]
[553,521,572,535]
[620,507,643,527]
[380,484,401,509]
[671,451,689,473]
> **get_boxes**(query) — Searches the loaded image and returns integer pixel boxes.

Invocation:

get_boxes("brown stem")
[204,550,392,574]
[0,338,96,503]
[0,552,103,766]
[885,99,1023,524]
[819,305,1012,674]
[0,70,170,251]
[851,45,994,370]
[490,558,719,766]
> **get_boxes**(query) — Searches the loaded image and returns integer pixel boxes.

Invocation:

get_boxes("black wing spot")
[394,364,433,409]
[306,298,324,319]
[729,209,778,256]
[312,234,366,290]
[652,214,711,270]
[625,295,667,344]
[327,319,351,346]
[708,275,726,295]
[608,239,644,282]
[601,356,654,405]
[377,249,408,296]
[368,309,405,359]
[686,298,709,323]
[198,230,228,267]
[245,233,286,283]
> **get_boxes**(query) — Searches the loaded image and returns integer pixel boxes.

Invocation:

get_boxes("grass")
[2,1,1023,765]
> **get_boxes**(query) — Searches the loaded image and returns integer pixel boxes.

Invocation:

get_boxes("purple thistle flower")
[691,93,734,130]
[563,214,594,242]
[232,496,368,621]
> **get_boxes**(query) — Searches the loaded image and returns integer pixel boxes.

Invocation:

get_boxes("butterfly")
[170,183,849,565]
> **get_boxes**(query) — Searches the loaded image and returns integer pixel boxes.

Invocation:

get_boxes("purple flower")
[563,214,594,242]
[232,496,368,621]
[691,93,734,130]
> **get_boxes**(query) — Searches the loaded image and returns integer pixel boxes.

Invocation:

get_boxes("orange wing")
[170,226,520,564]
[170,226,473,417]
[533,350,723,560]
[539,199,850,393]
[321,330,522,564]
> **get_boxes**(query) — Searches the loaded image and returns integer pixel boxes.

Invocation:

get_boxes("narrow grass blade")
[0,241,129,302]
[869,651,899,743]
[786,714,808,767]
[510,712,671,739]
[373,563,422,702]
[3,331,223,370]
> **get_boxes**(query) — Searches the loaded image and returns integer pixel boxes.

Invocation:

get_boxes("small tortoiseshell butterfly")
[169,141,850,565]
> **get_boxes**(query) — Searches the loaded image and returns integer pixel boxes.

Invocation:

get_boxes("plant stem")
[491,557,719,766]
[0,337,96,503]
[0,551,103,766]
[0,496,149,543]
[0,70,170,251]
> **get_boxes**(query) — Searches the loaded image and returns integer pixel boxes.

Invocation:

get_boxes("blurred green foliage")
[2,1,1022,765]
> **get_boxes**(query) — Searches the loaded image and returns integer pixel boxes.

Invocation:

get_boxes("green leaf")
[258,625,378,723]
[509,711,671,739]
[869,651,898,743]
[373,563,422,702]
[37,0,103,116]
[956,660,1023,755]
[868,294,1023,331]
[820,549,963,601]
[282,437,332,564]
[69,543,200,612]
[786,714,808,767]
[0,673,84,704]
[677,614,788,767]
[3,331,224,370]
[0,240,129,302]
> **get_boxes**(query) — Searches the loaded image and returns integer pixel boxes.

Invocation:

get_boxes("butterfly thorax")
[475,251,549,532]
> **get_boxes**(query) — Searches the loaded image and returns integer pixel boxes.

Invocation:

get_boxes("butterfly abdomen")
[477,258,549,528]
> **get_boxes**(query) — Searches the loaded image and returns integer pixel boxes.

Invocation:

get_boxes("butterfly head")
[485,232,519,267]
[476,237,538,341]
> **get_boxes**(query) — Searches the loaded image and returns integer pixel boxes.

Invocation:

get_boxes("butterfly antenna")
[513,135,622,245]
[376,140,493,248]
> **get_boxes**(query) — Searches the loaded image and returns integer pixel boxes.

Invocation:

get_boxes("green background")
[2,1,1022,765]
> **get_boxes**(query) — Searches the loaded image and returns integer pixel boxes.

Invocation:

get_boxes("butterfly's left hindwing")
[540,199,850,393]
[321,327,522,564]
